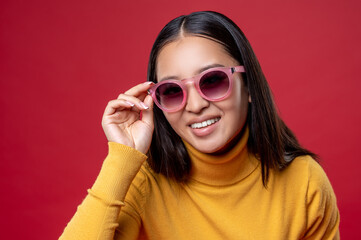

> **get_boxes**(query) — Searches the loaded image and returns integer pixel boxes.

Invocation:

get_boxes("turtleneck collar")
[183,127,259,186]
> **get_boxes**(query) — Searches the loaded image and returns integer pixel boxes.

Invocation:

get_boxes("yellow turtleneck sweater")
[60,128,340,239]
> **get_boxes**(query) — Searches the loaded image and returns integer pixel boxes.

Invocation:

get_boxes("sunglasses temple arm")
[233,66,245,73]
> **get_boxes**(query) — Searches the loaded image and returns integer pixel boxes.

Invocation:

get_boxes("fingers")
[123,81,154,99]
[103,99,135,116]
[141,94,154,127]
[115,94,149,112]
[101,82,155,151]
[103,81,155,117]
[115,81,154,109]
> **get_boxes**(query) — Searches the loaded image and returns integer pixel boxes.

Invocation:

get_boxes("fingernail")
[125,101,134,107]
[144,81,154,85]
[139,102,149,109]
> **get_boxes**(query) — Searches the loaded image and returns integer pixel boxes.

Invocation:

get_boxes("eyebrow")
[158,63,225,82]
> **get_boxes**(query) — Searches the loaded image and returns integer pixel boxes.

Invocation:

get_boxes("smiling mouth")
[190,117,221,129]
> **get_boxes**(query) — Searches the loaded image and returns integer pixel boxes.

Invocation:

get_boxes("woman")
[60,11,340,239]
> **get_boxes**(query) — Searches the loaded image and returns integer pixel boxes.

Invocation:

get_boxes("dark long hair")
[147,11,317,186]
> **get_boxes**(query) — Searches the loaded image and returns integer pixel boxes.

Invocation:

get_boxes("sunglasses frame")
[148,65,245,112]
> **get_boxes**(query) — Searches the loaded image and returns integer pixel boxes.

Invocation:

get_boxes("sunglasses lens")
[199,70,230,100]
[155,82,184,110]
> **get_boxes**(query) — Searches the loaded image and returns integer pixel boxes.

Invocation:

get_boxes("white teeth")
[191,117,220,129]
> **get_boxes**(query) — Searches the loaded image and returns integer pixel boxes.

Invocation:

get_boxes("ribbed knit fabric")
[60,143,147,239]
[60,129,340,239]
[183,127,259,186]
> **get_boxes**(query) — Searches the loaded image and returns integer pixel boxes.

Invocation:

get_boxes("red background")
[1,0,360,239]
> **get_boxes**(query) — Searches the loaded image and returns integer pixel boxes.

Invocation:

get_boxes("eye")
[200,71,227,88]
[156,82,183,97]
[161,86,182,96]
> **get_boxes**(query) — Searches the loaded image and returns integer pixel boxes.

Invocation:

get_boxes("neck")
[183,127,259,186]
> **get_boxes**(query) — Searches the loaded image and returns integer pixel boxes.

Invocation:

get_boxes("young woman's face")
[156,36,249,153]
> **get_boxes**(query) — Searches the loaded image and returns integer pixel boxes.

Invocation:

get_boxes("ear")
[248,94,252,103]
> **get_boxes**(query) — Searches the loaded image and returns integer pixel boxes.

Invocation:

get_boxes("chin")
[192,126,245,154]
[190,139,227,154]
[195,147,219,154]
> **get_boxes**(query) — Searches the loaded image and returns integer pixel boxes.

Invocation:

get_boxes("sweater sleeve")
[303,160,340,240]
[59,142,147,240]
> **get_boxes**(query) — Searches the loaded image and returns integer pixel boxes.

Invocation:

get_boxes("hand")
[101,82,154,154]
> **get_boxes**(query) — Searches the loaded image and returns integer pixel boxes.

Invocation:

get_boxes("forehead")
[156,36,237,80]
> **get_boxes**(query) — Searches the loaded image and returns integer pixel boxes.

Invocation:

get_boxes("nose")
[184,85,210,113]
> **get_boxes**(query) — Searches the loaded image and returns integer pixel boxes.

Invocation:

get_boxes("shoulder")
[284,156,335,194]
[293,156,338,210]
[129,162,168,195]
[277,155,329,185]
[129,163,153,193]
[279,156,340,238]
[125,162,177,212]
[272,155,317,186]
[271,155,338,206]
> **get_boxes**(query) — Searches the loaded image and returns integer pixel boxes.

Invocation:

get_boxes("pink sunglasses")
[148,66,245,112]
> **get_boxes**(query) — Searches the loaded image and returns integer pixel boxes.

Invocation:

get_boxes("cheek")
[225,80,245,111]
[163,112,183,132]
[221,80,249,123]
[220,98,248,138]
[234,78,249,111]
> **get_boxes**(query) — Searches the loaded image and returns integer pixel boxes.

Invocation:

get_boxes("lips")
[190,117,221,129]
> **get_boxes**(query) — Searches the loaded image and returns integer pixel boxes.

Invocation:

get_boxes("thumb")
[141,94,154,128]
